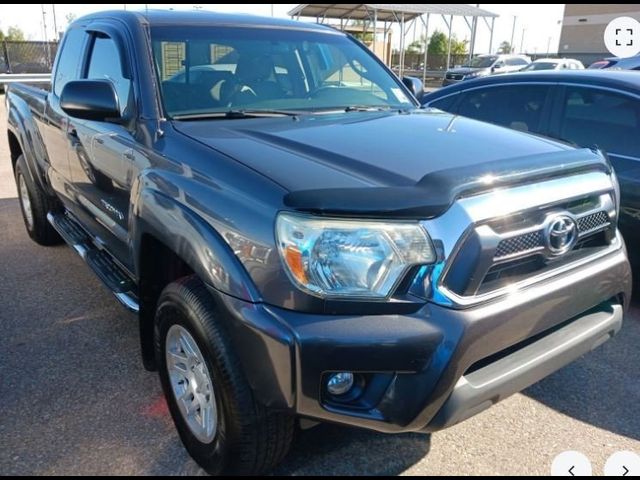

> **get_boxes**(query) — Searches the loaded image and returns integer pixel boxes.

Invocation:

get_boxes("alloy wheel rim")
[18,174,34,231]
[165,324,218,443]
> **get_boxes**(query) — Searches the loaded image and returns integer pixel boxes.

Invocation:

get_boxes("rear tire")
[14,155,62,246]
[155,276,294,475]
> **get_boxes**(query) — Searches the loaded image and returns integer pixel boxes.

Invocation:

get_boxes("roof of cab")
[71,9,339,34]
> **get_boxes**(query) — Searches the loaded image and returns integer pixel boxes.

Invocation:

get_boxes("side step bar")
[47,212,140,313]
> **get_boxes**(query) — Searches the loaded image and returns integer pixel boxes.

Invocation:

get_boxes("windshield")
[151,26,414,118]
[463,56,497,68]
[523,62,558,71]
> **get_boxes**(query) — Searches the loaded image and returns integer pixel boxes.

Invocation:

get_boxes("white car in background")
[521,58,584,71]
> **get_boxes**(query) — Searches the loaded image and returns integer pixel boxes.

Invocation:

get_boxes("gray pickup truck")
[5,10,632,475]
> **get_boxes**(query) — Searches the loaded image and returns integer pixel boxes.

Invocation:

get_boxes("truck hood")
[173,110,610,218]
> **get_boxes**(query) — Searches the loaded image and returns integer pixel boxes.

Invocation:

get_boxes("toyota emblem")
[544,214,578,256]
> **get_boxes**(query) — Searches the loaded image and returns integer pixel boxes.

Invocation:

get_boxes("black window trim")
[51,27,89,99]
[82,26,137,121]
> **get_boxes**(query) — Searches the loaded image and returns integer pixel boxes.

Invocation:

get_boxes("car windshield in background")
[151,26,414,118]
[463,56,497,68]
[523,62,558,71]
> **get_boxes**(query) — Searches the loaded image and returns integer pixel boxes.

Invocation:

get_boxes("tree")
[450,36,468,55]
[498,41,512,54]
[0,26,26,41]
[349,20,374,44]
[65,13,77,27]
[406,38,425,55]
[427,30,448,56]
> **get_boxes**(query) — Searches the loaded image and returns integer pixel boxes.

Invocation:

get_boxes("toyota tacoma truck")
[5,10,632,475]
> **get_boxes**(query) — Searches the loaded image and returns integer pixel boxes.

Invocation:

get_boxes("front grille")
[440,188,616,299]
[578,211,610,233]
[494,231,543,259]
[493,211,610,260]
[446,73,463,80]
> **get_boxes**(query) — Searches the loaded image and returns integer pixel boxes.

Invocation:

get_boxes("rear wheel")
[14,155,62,246]
[155,276,294,475]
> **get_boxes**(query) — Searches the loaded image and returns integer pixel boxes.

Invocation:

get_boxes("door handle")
[67,128,80,147]
[95,137,105,145]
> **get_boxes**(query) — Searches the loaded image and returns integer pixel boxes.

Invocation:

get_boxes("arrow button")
[605,451,640,476]
[552,451,592,476]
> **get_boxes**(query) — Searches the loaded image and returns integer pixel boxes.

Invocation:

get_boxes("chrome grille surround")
[421,171,620,308]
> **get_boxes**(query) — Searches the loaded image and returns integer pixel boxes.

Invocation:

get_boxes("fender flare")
[7,102,50,194]
[132,187,262,302]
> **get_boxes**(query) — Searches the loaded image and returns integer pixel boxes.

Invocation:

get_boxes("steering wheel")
[307,84,349,99]
[226,83,258,107]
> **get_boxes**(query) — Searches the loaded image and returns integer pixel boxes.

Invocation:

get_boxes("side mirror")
[492,62,504,72]
[402,76,425,102]
[60,80,121,122]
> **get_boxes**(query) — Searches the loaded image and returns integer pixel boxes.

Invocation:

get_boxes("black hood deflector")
[283,149,611,218]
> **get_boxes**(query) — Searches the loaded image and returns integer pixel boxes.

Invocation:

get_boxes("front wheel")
[155,276,294,475]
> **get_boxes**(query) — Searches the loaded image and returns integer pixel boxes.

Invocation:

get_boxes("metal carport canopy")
[288,4,499,22]
[289,4,499,80]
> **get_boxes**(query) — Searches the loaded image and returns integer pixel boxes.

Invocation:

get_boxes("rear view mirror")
[60,80,121,122]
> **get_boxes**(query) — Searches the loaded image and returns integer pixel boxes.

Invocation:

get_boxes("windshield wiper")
[344,105,394,112]
[173,109,303,120]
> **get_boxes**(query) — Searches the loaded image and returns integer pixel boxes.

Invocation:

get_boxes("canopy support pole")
[446,15,453,71]
[421,13,430,85]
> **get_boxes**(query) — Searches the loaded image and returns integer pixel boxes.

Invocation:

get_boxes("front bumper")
[212,245,631,433]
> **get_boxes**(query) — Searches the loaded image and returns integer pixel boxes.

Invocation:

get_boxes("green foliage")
[498,41,512,54]
[0,26,26,41]
[349,20,374,43]
[406,39,424,55]
[451,37,468,55]
[428,30,448,55]
[65,13,77,26]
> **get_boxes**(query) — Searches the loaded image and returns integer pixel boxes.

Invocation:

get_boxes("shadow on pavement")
[273,424,430,476]
[522,300,640,442]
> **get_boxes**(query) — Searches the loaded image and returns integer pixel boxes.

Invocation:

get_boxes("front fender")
[132,187,261,303]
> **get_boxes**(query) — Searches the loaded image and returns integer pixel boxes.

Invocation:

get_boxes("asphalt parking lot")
[0,94,639,476]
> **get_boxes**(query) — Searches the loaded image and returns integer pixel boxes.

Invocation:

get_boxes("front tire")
[155,276,294,475]
[14,155,62,246]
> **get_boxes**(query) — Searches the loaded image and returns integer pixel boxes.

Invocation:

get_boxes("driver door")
[67,30,138,270]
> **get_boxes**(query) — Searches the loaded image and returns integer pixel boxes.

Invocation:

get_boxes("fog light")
[326,372,354,396]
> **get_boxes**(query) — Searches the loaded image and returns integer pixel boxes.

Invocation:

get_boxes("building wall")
[559,4,640,55]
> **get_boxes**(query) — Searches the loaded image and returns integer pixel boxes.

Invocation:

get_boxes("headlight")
[464,70,487,79]
[276,213,436,299]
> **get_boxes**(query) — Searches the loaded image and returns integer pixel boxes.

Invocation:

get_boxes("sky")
[0,3,566,55]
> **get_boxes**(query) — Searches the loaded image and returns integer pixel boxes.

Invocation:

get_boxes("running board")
[47,212,140,313]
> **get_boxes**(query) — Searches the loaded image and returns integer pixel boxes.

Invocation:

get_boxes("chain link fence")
[1,40,58,74]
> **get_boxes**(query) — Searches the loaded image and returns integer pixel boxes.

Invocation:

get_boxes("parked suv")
[442,54,531,86]
[6,10,631,475]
